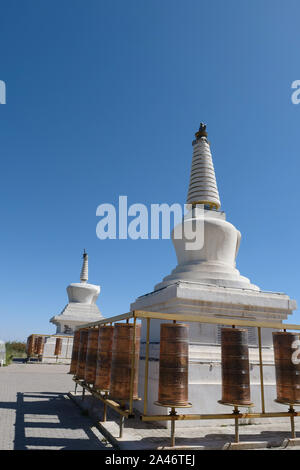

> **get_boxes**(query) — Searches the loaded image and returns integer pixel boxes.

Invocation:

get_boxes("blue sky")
[0,0,300,341]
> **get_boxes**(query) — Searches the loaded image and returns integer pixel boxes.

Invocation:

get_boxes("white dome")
[155,209,259,291]
[67,282,100,304]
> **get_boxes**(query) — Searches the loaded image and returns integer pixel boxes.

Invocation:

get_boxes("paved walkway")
[70,392,300,451]
[0,363,110,450]
[2,363,300,451]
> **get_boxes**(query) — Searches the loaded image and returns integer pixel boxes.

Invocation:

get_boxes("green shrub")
[5,341,27,365]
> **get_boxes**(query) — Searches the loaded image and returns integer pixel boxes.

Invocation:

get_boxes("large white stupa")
[131,123,297,425]
[50,251,102,335]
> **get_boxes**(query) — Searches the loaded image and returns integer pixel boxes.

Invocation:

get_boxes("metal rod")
[170,407,176,447]
[141,411,300,421]
[129,316,137,414]
[103,402,107,422]
[257,327,265,413]
[79,312,134,329]
[289,406,296,438]
[234,406,239,443]
[82,387,85,401]
[73,379,131,417]
[143,318,150,415]
[133,310,300,331]
[119,415,125,438]
[102,391,108,421]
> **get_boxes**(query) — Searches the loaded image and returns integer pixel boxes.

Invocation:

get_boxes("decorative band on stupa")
[186,123,221,210]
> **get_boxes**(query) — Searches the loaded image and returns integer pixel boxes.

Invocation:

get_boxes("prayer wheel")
[33,336,40,355]
[220,328,252,406]
[157,323,190,407]
[94,325,114,391]
[84,328,99,384]
[36,336,45,356]
[273,332,300,404]
[70,330,81,375]
[76,329,89,380]
[26,335,35,356]
[110,323,141,401]
[54,337,62,356]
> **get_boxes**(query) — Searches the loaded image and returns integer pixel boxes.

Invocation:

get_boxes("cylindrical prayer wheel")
[84,328,99,384]
[273,332,300,404]
[54,337,62,356]
[76,329,89,380]
[26,335,35,356]
[33,336,40,355]
[220,328,252,406]
[70,330,81,375]
[94,325,114,391]
[157,323,189,407]
[110,323,141,401]
[36,336,45,356]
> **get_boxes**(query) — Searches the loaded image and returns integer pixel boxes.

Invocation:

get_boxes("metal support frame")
[129,317,137,414]
[289,406,296,439]
[233,406,240,443]
[119,416,125,438]
[257,327,265,414]
[143,318,150,416]
[72,309,300,446]
[141,411,300,421]
[72,378,133,437]
[170,408,177,447]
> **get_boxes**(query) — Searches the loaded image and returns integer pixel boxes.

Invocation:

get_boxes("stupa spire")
[80,250,88,283]
[186,123,221,210]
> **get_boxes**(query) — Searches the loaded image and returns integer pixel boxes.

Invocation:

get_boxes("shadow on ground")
[10,391,108,450]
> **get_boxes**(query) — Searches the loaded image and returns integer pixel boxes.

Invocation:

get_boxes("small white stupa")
[50,250,102,335]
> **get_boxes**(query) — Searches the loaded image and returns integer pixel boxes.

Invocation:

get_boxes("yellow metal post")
[289,406,296,439]
[170,407,176,447]
[233,406,240,443]
[129,316,137,414]
[257,327,265,414]
[143,318,150,416]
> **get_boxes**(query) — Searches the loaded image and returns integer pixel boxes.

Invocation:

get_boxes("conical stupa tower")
[186,123,221,209]
[80,250,88,283]
[153,123,259,291]
[50,251,102,334]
